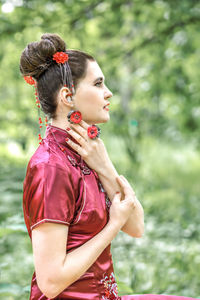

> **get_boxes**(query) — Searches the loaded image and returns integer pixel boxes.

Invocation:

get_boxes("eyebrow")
[93,76,105,83]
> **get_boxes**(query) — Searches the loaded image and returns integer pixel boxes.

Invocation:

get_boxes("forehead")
[84,60,104,81]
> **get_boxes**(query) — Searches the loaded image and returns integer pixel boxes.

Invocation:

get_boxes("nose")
[105,86,113,100]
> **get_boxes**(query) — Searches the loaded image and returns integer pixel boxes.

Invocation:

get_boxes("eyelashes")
[95,81,103,87]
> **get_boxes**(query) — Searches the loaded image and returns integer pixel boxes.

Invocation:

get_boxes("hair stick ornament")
[23,75,44,145]
[53,51,75,95]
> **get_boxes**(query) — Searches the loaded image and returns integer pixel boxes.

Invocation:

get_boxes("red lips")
[103,103,110,108]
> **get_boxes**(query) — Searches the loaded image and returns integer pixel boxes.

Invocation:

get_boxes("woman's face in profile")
[73,60,113,125]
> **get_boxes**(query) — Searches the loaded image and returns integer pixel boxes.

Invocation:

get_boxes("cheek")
[77,88,102,109]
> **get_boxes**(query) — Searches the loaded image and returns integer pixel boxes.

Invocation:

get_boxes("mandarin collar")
[45,124,82,162]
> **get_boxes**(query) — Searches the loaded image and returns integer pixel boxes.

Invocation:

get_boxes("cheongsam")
[23,125,199,300]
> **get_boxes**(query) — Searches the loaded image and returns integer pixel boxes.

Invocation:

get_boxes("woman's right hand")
[108,179,136,230]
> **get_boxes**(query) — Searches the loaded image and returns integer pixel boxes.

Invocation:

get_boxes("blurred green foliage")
[0,0,200,299]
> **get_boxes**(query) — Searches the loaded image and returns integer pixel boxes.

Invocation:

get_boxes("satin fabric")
[23,125,199,300]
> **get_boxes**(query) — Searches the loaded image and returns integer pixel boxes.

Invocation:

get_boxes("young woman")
[20,33,198,300]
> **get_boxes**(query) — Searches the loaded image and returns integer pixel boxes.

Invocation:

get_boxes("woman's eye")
[95,82,102,87]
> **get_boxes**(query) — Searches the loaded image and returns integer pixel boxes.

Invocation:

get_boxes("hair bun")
[20,33,67,79]
[41,33,67,52]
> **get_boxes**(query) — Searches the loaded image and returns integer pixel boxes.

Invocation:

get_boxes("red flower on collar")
[53,52,69,64]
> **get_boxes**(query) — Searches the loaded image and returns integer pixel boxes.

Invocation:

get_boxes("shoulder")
[24,141,82,186]
[23,144,82,203]
[27,141,74,172]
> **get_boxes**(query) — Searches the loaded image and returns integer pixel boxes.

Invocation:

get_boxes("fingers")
[69,123,88,141]
[114,192,121,201]
[116,175,133,195]
[67,128,86,146]
[66,137,87,157]
[114,191,136,212]
[123,197,136,209]
[119,175,131,186]
[79,119,89,130]
[112,192,121,205]
[116,175,136,207]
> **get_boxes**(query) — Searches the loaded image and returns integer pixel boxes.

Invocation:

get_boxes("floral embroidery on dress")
[105,194,112,211]
[67,155,91,175]
[98,181,112,211]
[100,272,120,300]
[98,181,105,192]
[79,163,91,175]
[67,155,77,167]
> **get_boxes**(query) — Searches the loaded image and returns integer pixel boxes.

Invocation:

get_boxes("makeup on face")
[103,103,110,111]
[73,61,112,123]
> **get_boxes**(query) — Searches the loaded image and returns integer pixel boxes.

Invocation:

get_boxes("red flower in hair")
[24,76,35,85]
[67,110,82,124]
[87,125,101,139]
[53,52,69,64]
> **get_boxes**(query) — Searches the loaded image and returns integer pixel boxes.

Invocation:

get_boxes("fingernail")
[116,191,120,194]
[66,127,71,131]
[66,138,69,141]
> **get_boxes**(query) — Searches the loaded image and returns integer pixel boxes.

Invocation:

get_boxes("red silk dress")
[23,125,199,300]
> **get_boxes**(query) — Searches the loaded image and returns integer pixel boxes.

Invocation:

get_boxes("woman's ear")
[59,86,73,106]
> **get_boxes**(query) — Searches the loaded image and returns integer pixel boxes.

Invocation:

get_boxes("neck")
[51,111,95,129]
[50,118,70,131]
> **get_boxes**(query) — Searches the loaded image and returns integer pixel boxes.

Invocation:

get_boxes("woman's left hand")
[65,120,111,173]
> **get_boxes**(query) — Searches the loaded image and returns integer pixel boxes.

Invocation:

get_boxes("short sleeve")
[23,163,76,231]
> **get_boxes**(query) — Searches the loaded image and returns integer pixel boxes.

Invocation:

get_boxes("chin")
[96,116,110,124]
[85,115,110,125]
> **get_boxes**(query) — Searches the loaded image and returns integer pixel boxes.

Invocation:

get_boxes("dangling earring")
[66,93,101,139]
[66,92,82,124]
[67,110,82,124]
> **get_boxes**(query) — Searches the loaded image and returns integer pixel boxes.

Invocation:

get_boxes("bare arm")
[32,221,118,298]
[95,158,144,237]
[32,191,135,299]
[97,160,144,238]
[65,121,144,238]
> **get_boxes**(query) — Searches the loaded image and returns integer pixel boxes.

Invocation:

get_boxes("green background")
[0,0,200,298]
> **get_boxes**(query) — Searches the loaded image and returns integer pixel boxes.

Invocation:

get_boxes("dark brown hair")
[19,33,95,119]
